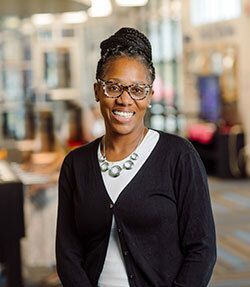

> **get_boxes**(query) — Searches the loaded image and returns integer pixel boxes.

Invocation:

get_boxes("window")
[191,0,241,26]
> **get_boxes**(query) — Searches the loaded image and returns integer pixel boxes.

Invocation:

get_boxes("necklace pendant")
[109,165,122,177]
[100,161,109,172]
[130,152,139,160]
[123,160,134,170]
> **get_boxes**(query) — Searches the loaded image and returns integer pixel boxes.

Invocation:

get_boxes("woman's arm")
[173,145,217,287]
[56,158,93,287]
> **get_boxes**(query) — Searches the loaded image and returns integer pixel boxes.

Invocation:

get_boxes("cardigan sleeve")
[56,158,93,287]
[173,146,217,287]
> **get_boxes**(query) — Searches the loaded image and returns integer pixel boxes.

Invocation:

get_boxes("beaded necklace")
[99,130,146,178]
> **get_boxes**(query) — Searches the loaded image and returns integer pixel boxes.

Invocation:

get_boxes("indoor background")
[0,0,250,286]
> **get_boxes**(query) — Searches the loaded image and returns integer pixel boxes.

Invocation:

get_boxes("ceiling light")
[88,0,112,17]
[61,11,88,24]
[115,0,148,7]
[31,13,54,26]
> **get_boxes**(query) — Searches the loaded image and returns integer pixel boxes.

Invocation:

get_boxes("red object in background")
[219,125,233,135]
[67,139,88,149]
[187,123,216,144]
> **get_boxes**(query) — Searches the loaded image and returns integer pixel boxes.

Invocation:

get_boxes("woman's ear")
[94,83,99,102]
[148,89,154,105]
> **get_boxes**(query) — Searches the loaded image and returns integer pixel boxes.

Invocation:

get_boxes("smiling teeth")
[113,110,134,118]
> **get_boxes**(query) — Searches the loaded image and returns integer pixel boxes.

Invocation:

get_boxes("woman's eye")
[108,84,120,92]
[131,86,144,94]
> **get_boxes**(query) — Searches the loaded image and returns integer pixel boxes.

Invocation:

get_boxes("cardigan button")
[129,274,134,279]
[124,250,128,256]
[117,228,122,233]
[109,203,114,209]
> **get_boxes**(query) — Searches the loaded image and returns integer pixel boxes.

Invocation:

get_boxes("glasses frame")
[97,78,153,101]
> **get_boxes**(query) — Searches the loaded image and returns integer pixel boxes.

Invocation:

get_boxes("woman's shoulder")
[156,130,204,172]
[63,137,101,166]
[156,130,197,156]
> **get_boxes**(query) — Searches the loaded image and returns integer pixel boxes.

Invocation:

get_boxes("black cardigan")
[56,131,216,287]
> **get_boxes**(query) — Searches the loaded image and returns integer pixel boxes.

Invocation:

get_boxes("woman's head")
[96,27,155,83]
[94,27,155,136]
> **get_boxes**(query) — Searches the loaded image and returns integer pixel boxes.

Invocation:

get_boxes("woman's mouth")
[111,109,135,123]
[112,110,134,119]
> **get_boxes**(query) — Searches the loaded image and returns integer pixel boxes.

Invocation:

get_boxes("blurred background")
[0,0,250,286]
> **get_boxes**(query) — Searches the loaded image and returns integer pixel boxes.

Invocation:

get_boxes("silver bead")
[130,152,139,160]
[99,155,106,163]
[100,162,109,172]
[123,160,134,170]
[109,165,122,177]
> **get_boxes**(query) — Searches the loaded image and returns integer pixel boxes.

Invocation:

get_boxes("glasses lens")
[105,82,123,98]
[130,85,148,100]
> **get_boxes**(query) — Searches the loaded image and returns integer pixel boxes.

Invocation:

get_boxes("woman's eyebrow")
[105,78,147,84]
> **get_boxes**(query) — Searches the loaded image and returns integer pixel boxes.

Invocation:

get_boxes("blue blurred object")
[197,75,221,123]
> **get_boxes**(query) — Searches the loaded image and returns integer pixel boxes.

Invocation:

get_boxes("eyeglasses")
[97,79,152,101]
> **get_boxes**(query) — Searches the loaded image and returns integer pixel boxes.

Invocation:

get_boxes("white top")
[97,129,160,287]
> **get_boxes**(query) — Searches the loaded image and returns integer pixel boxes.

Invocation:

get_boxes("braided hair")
[96,27,155,83]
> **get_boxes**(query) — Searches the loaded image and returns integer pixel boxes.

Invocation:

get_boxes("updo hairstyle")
[96,27,155,83]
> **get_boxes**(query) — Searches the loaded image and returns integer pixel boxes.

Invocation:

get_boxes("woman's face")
[94,56,153,136]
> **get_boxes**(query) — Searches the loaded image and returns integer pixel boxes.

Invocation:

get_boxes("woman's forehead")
[103,56,150,82]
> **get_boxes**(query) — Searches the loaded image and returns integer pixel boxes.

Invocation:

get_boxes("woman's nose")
[116,89,133,105]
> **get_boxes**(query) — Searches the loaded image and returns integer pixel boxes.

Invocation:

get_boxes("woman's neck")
[103,127,147,162]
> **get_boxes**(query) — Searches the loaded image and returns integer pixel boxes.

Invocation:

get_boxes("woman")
[56,27,216,287]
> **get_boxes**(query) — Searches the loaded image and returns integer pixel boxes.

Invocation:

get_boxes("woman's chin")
[107,122,136,136]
